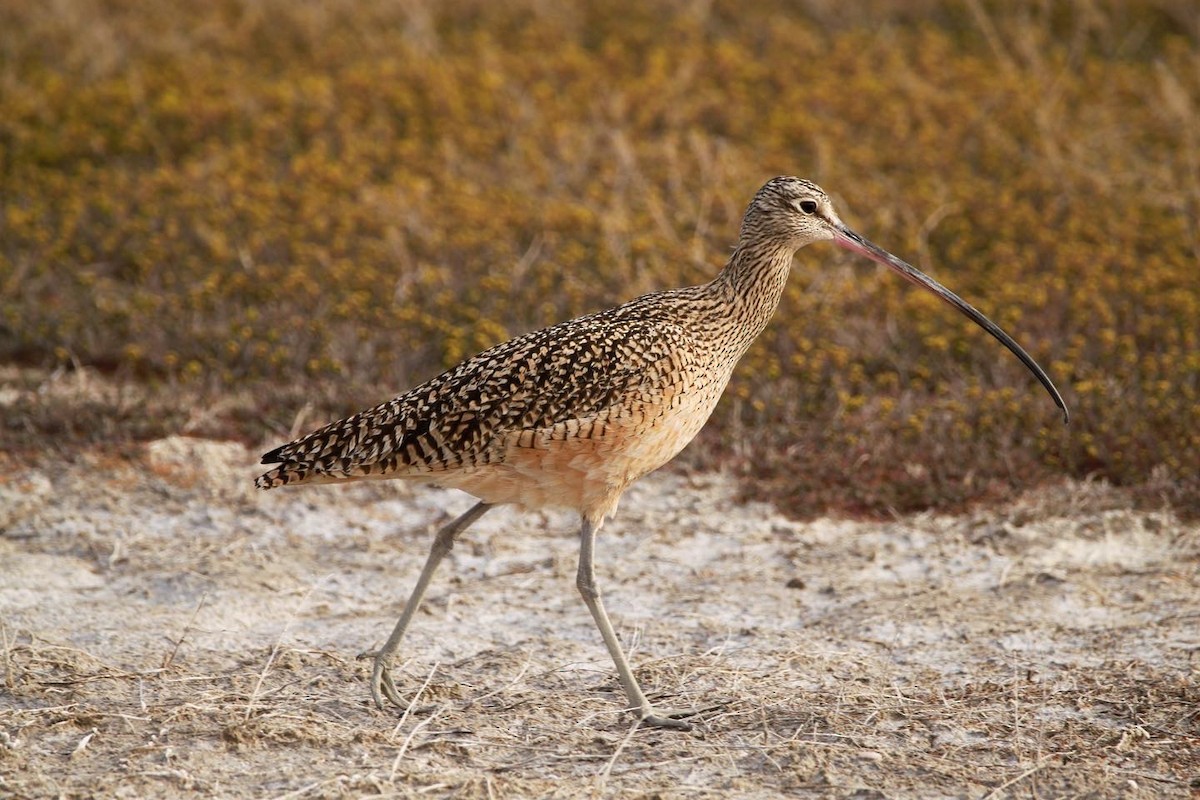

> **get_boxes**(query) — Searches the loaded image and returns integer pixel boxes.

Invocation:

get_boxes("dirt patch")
[2,438,1197,798]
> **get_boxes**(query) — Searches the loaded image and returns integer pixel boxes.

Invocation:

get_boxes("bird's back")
[256,285,736,519]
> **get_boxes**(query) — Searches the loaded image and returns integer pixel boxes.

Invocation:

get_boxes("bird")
[256,176,1068,730]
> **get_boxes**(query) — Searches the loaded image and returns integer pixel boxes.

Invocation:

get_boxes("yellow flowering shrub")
[2,0,1196,513]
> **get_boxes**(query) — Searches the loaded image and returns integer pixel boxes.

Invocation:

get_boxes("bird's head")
[742,176,1069,424]
[741,176,845,249]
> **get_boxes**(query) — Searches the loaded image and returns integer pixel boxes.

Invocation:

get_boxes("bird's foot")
[637,700,724,730]
[356,648,404,710]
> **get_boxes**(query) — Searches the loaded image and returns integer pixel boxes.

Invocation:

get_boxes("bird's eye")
[798,200,818,214]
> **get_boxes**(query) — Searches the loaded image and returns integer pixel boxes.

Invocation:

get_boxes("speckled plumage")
[256,179,815,522]
[254,176,1066,729]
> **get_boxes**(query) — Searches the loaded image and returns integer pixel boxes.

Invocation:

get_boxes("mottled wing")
[255,306,692,489]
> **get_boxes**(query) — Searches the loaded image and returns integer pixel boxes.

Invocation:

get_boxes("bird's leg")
[361,501,492,710]
[576,516,704,730]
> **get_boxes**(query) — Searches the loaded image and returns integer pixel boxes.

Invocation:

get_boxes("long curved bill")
[834,226,1069,424]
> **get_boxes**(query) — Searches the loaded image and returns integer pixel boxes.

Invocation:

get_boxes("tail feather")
[256,431,330,489]
[256,397,411,490]
[255,416,382,490]
[255,415,350,489]
[255,461,311,490]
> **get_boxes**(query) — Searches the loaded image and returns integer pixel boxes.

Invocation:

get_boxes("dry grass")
[1,441,1197,798]
[5,640,1196,798]
[2,0,1198,514]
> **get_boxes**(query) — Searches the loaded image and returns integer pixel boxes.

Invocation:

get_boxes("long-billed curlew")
[256,177,1068,729]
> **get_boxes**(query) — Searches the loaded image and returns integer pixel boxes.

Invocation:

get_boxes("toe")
[640,712,694,730]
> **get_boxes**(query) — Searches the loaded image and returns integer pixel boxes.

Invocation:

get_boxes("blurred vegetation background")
[2,0,1197,515]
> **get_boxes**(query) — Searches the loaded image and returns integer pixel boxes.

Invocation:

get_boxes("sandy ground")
[1,436,1197,799]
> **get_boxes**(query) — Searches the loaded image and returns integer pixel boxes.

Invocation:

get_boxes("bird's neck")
[709,241,796,349]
